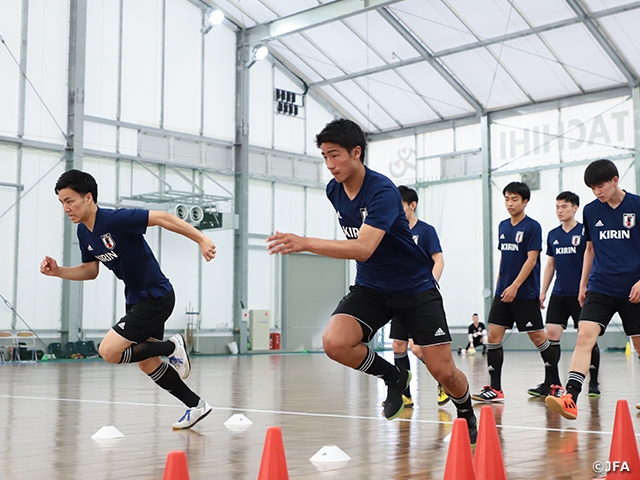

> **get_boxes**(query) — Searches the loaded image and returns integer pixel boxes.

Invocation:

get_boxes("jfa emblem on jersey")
[360,208,368,222]
[515,231,524,243]
[571,235,581,246]
[101,233,116,250]
[623,213,636,229]
[412,234,419,245]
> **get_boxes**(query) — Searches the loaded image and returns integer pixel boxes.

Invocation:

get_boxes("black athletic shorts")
[546,294,581,329]
[112,290,175,343]
[488,295,544,332]
[389,316,410,342]
[580,290,640,336]
[332,285,452,347]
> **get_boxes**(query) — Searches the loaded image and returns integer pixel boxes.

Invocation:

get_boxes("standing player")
[267,119,477,442]
[529,191,600,398]
[388,185,449,408]
[40,169,215,429]
[547,160,640,420]
[472,182,559,402]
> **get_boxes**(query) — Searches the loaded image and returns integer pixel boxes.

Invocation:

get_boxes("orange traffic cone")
[162,451,189,480]
[443,418,475,480]
[474,405,506,480]
[257,426,289,480]
[605,399,640,479]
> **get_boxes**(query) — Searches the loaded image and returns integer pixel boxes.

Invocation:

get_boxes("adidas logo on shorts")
[117,322,126,330]
[525,321,533,327]
[434,328,445,337]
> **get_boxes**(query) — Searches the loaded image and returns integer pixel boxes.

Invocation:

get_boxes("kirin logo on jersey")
[623,213,635,229]
[515,231,524,243]
[359,208,368,223]
[101,233,116,250]
[571,235,581,246]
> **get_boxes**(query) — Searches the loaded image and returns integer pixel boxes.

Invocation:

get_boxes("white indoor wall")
[120,0,163,127]
[24,0,69,145]
[0,0,22,137]
[273,69,305,154]
[85,0,119,120]
[249,60,274,148]
[163,0,201,133]
[419,180,485,326]
[202,21,236,141]
[0,148,19,329]
[15,153,65,331]
[306,96,336,156]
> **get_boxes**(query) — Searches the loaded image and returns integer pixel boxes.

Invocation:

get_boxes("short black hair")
[556,191,579,207]
[315,118,366,163]
[503,181,530,202]
[584,159,619,187]
[398,185,418,205]
[55,169,98,203]
[472,313,478,316]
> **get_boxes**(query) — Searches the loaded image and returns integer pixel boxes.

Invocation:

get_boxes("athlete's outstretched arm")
[266,223,385,262]
[148,210,216,261]
[40,256,99,280]
[578,241,594,307]
[540,256,556,309]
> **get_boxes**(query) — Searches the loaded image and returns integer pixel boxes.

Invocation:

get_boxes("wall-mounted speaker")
[174,204,189,220]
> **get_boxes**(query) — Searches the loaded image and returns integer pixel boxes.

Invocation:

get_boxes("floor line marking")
[0,393,629,436]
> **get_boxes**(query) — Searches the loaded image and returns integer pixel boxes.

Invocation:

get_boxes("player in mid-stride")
[40,169,215,429]
[547,160,640,419]
[267,119,477,443]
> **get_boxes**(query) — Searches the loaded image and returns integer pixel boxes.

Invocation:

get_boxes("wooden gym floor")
[1,349,639,479]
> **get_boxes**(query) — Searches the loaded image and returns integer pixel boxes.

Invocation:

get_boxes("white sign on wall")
[492,97,633,171]
[367,136,417,185]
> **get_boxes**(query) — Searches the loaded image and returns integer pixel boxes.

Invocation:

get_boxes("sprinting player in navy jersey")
[472,182,559,402]
[547,160,640,419]
[267,119,477,443]
[40,170,216,430]
[387,185,450,409]
[529,192,600,398]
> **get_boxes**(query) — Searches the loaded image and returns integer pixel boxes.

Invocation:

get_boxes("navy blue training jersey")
[77,208,173,305]
[546,223,585,297]
[411,220,442,274]
[327,167,434,295]
[496,216,542,299]
[583,191,640,297]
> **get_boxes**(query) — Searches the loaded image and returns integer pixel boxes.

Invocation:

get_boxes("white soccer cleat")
[168,334,191,379]
[172,399,212,430]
